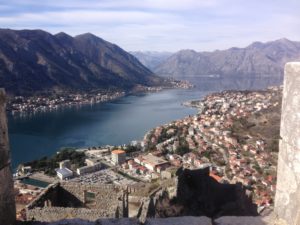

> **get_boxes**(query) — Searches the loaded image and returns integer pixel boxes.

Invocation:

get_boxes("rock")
[31,218,140,225]
[275,62,300,225]
[0,89,16,225]
[145,216,212,225]
[95,218,140,225]
[214,215,275,225]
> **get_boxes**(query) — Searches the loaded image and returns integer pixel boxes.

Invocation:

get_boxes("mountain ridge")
[0,29,161,95]
[130,51,173,71]
[133,39,300,78]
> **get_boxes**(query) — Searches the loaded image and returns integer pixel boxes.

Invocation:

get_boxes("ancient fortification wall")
[26,182,128,222]
[275,62,300,225]
[61,182,123,209]
[26,207,116,222]
[0,88,16,225]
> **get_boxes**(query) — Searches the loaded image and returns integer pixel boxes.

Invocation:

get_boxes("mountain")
[154,38,300,78]
[0,29,161,95]
[130,51,173,71]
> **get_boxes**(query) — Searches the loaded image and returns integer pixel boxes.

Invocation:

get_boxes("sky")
[0,0,299,52]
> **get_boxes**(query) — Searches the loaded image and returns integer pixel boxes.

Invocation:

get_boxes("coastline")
[7,80,193,117]
[15,86,281,213]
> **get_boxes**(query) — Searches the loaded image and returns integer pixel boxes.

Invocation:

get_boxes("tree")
[176,145,190,156]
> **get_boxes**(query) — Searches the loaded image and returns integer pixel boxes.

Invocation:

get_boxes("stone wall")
[26,207,117,222]
[0,88,16,225]
[61,182,122,210]
[275,62,300,225]
[26,182,128,222]
[27,183,61,208]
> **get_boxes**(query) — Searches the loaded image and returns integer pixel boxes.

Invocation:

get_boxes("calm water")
[20,178,50,188]
[8,77,282,169]
[9,89,204,169]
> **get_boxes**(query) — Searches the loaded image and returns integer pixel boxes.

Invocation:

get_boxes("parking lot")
[69,168,137,186]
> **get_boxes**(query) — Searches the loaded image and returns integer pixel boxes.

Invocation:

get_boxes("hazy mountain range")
[132,38,300,78]
[0,29,162,95]
[1,29,299,95]
[129,51,172,71]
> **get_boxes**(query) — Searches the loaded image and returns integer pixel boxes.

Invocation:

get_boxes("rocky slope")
[0,29,161,95]
[153,38,300,78]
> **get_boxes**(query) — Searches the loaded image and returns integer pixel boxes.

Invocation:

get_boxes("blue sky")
[0,0,299,51]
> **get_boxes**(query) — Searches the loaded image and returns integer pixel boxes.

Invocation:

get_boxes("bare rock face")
[154,39,300,78]
[0,88,16,225]
[275,62,300,225]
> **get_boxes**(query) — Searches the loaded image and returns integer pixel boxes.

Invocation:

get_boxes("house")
[135,154,169,172]
[21,166,32,175]
[188,127,195,136]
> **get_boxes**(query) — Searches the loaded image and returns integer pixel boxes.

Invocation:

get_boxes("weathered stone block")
[280,62,300,150]
[145,216,212,225]
[0,89,10,168]
[31,218,140,225]
[0,88,16,225]
[275,62,300,225]
[95,218,140,225]
[0,166,16,225]
[214,215,275,225]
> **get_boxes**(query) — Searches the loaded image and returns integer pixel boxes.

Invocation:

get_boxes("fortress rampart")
[274,62,300,225]
[26,182,128,222]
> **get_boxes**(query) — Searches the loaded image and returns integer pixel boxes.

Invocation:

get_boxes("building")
[76,162,101,176]
[86,149,110,158]
[21,166,32,174]
[111,149,126,165]
[59,159,71,169]
[56,167,73,180]
[134,154,169,173]
[85,158,101,166]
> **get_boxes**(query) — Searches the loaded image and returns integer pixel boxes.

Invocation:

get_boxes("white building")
[59,160,71,169]
[134,154,169,172]
[111,149,126,165]
[21,166,32,174]
[76,162,101,176]
[56,168,73,180]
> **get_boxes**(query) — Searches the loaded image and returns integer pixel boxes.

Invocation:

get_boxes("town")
[14,86,282,220]
[7,80,192,115]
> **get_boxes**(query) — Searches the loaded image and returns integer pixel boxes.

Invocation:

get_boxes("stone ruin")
[166,167,257,217]
[135,167,257,223]
[26,182,128,222]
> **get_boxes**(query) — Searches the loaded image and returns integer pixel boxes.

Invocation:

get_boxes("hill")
[153,38,300,78]
[0,29,162,95]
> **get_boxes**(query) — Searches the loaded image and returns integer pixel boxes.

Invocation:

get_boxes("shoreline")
[8,83,193,117]
[15,86,282,212]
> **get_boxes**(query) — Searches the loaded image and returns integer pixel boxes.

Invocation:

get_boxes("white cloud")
[0,0,299,51]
